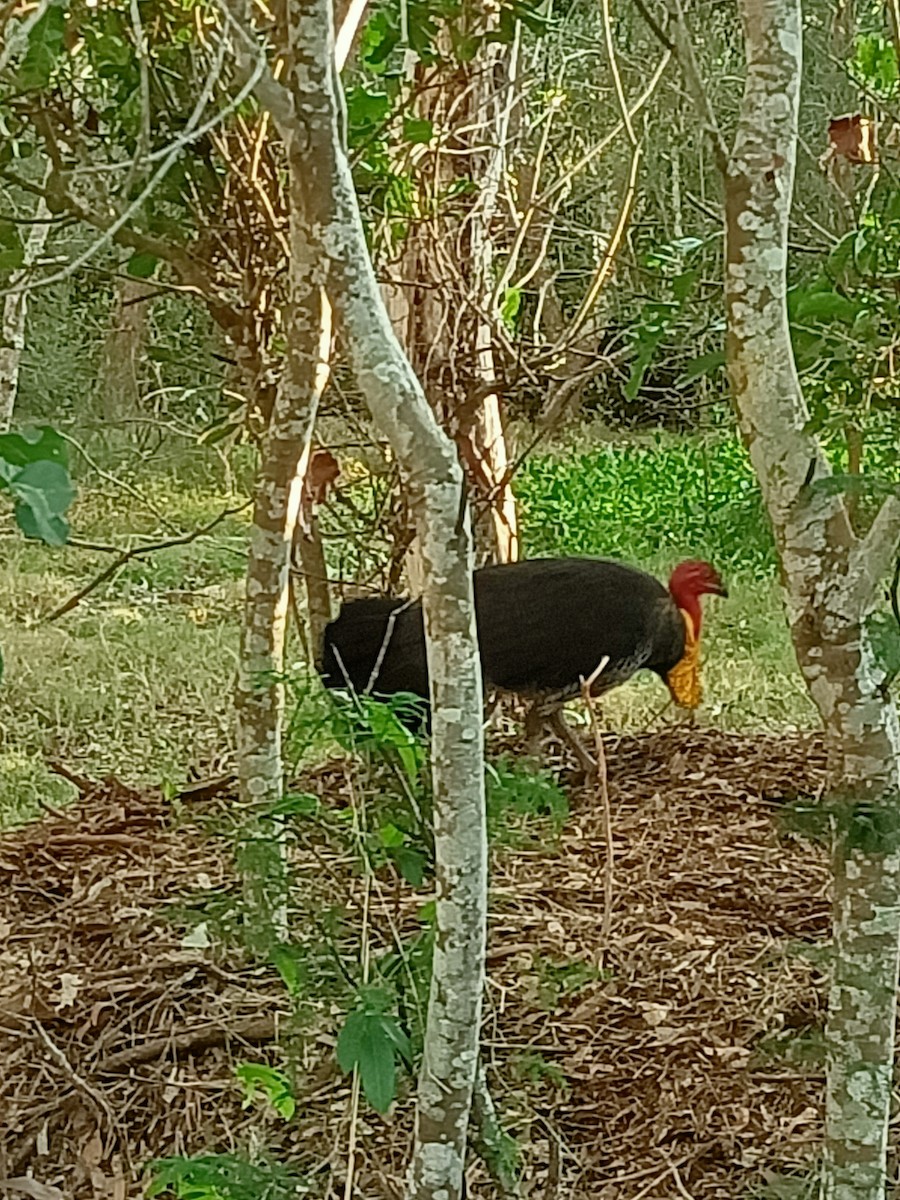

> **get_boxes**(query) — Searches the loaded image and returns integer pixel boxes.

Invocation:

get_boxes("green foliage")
[0,427,75,545]
[512,1052,568,1091]
[486,756,568,844]
[624,236,706,401]
[781,794,900,856]
[530,955,606,1009]
[147,1153,307,1200]
[336,986,412,1112]
[849,33,898,99]
[866,610,900,688]
[330,692,426,788]
[0,220,25,272]
[17,2,66,91]
[235,1064,296,1121]
[515,434,774,576]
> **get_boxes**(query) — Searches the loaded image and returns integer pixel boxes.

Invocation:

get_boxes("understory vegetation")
[0,429,814,826]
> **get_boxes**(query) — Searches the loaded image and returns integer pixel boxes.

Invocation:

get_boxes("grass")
[0,427,814,828]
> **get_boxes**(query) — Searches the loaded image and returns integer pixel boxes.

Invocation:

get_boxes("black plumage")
[321,557,725,724]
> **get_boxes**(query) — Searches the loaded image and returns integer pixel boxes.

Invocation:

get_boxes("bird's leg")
[524,700,544,760]
[547,707,597,777]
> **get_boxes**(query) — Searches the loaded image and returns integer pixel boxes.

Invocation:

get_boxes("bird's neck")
[670,587,702,637]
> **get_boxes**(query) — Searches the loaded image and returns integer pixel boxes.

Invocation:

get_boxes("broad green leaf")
[794,290,862,323]
[336,999,410,1112]
[0,221,25,273]
[346,87,390,128]
[126,251,158,279]
[394,846,427,887]
[0,426,68,474]
[18,2,67,91]
[10,459,76,545]
[403,116,433,145]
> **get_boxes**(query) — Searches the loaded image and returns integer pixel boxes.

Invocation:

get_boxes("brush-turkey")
[321,558,727,769]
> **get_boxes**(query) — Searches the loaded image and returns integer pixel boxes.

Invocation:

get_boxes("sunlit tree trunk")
[0,191,51,431]
[234,241,331,940]
[724,2,900,1196]
[222,4,488,1197]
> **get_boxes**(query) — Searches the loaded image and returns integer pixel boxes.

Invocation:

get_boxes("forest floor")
[1,724,852,1200]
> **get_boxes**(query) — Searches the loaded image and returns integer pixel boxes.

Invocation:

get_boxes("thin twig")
[580,656,613,946]
[45,502,250,622]
[31,1018,129,1167]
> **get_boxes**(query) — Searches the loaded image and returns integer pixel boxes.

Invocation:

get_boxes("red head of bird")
[668,560,728,637]
[665,561,728,710]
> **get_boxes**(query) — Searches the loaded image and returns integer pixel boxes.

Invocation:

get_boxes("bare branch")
[46,503,250,622]
[849,493,900,607]
[662,0,729,175]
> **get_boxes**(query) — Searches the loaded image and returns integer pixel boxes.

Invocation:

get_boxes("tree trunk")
[96,276,153,420]
[724,2,900,1195]
[234,276,331,943]
[0,192,52,431]
[223,6,488,1197]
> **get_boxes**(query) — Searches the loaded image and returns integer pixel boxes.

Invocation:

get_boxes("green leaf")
[336,997,411,1113]
[126,251,158,279]
[0,426,68,475]
[346,86,390,128]
[379,822,406,849]
[677,350,725,386]
[10,460,75,545]
[235,1063,296,1121]
[0,221,25,273]
[268,792,319,817]
[0,646,4,688]
[500,287,521,333]
[866,612,900,682]
[18,2,67,91]
[270,944,305,998]
[403,116,433,145]
[794,290,862,323]
[393,846,426,887]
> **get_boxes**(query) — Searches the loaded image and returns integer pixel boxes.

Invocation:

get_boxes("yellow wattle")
[666,608,702,709]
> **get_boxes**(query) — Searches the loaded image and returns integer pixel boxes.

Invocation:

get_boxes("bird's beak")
[708,581,728,599]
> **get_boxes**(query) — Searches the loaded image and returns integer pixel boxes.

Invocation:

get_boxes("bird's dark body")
[321,558,686,705]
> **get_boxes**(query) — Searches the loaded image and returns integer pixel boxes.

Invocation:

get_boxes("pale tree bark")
[721,2,900,1197]
[221,5,487,1198]
[234,245,332,941]
[0,191,52,431]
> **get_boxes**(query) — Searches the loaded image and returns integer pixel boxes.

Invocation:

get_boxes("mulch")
[0,727,849,1199]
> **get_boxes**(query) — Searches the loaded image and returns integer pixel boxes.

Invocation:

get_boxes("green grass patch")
[515,429,774,575]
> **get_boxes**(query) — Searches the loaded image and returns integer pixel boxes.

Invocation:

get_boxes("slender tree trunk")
[222,6,488,1197]
[234,267,331,942]
[0,192,52,431]
[724,3,900,1196]
[96,276,153,420]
